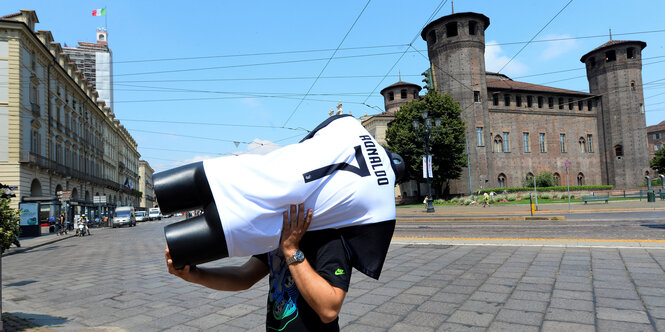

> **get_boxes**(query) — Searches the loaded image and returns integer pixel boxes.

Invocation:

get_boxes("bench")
[581,194,609,204]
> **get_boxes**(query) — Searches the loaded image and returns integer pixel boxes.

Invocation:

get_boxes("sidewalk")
[3,230,76,257]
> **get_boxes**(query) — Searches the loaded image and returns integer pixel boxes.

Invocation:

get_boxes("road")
[4,215,665,331]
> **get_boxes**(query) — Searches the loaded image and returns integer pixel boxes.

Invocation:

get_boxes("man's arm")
[281,204,347,324]
[166,247,268,291]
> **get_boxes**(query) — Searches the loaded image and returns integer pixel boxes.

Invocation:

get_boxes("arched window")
[579,137,586,153]
[553,172,561,186]
[645,170,650,177]
[30,179,42,197]
[388,92,394,101]
[400,89,407,99]
[72,188,78,200]
[497,173,506,188]
[526,172,534,186]
[615,144,623,157]
[55,184,63,195]
[493,135,504,153]
[577,173,585,186]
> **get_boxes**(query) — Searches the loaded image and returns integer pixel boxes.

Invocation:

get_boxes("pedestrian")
[423,195,428,206]
[166,203,351,331]
[483,192,490,207]
[58,213,66,235]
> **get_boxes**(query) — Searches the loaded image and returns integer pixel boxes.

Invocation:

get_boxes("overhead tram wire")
[117,119,309,132]
[281,0,373,127]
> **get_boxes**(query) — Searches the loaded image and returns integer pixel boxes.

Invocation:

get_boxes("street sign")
[93,195,107,204]
[565,159,570,168]
[57,190,72,202]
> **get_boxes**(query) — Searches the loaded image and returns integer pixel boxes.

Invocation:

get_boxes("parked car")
[149,208,162,221]
[135,211,148,222]
[113,206,136,228]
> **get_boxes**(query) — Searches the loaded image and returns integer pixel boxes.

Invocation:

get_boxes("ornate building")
[364,11,650,196]
[0,10,140,227]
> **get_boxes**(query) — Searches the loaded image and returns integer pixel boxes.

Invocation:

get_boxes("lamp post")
[413,109,441,213]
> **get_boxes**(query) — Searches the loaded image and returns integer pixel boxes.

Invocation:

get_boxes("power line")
[282,0,373,127]
[117,118,308,132]
[498,0,574,74]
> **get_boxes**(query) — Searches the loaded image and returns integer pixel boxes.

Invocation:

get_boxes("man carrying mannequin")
[166,203,351,331]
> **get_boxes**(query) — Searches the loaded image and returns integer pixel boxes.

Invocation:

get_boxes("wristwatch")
[285,249,305,265]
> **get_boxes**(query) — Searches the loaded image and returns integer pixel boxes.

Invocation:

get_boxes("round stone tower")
[581,40,649,188]
[421,12,492,194]
[380,81,422,113]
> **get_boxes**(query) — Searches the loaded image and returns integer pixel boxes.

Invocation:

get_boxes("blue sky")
[3,0,665,172]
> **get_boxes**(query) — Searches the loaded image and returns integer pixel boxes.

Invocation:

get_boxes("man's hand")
[280,203,312,257]
[165,246,197,282]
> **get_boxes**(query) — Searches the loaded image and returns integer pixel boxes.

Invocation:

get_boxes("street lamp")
[412,109,440,213]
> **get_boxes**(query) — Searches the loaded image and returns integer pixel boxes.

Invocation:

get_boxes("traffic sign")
[565,160,570,168]
[57,190,72,202]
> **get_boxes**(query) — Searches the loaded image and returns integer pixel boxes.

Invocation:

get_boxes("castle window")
[588,134,593,152]
[631,81,636,91]
[476,127,484,146]
[503,132,510,152]
[446,22,458,37]
[516,95,522,107]
[539,133,546,152]
[605,50,616,62]
[640,103,644,114]
[588,57,596,68]
[493,135,504,153]
[578,100,584,111]
[538,96,544,108]
[497,173,506,188]
[523,132,530,153]
[388,91,394,101]
[504,94,510,107]
[587,100,593,111]
[553,172,561,186]
[400,89,407,99]
[469,21,478,35]
[615,144,623,157]
[558,97,564,110]
[655,133,662,140]
[427,30,437,45]
[627,47,635,59]
[474,91,480,102]
[568,98,574,110]
[577,173,585,186]
[413,91,418,99]
[579,137,586,153]
[493,93,499,106]
[548,97,554,109]
[560,133,566,153]
[98,34,105,41]
[527,96,533,108]
[526,172,534,184]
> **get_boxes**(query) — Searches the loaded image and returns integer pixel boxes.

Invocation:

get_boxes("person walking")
[483,192,490,207]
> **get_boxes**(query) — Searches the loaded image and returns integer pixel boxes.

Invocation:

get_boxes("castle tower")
[380,81,422,113]
[421,12,492,193]
[581,40,649,187]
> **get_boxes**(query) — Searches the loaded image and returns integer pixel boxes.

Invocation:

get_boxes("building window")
[579,137,586,153]
[558,97,564,110]
[605,50,616,62]
[497,173,506,188]
[502,132,510,152]
[526,172,534,185]
[516,95,522,107]
[493,135,504,153]
[560,133,566,153]
[640,103,645,114]
[446,22,458,37]
[400,89,407,99]
[587,134,593,152]
[476,127,484,146]
[539,133,546,152]
[474,91,480,102]
[523,132,530,153]
[615,144,623,157]
[631,81,636,91]
[504,94,510,107]
[469,21,478,35]
[538,96,543,108]
[548,97,554,109]
[577,173,585,186]
[578,100,584,111]
[568,98,574,110]
[388,92,394,101]
[553,172,561,186]
[427,30,437,45]
[655,144,662,152]
[493,93,499,106]
[587,100,593,111]
[527,96,533,108]
[655,133,662,140]
[31,130,39,154]
[30,51,36,71]
[30,84,40,115]
[627,47,635,59]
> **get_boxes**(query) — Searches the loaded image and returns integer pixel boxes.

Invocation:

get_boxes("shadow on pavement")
[641,223,665,229]
[2,311,69,331]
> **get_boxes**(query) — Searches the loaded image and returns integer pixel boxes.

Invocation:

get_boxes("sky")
[3,0,665,173]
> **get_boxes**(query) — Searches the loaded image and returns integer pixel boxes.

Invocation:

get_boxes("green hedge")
[474,185,613,195]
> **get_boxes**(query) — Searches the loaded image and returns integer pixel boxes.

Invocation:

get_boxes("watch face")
[294,250,305,261]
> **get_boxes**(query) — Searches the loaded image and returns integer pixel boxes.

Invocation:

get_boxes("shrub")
[507,194,518,201]
[0,198,20,253]
[539,193,551,199]
[450,197,460,203]
[462,198,473,205]
[475,185,612,195]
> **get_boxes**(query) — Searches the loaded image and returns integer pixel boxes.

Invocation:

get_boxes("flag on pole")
[427,155,433,178]
[422,156,427,179]
[92,8,106,16]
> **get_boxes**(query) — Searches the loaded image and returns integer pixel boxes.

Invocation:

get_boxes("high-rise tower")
[421,12,492,193]
[581,40,649,187]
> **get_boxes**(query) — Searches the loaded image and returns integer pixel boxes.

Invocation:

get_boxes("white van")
[149,208,162,221]
[113,206,136,228]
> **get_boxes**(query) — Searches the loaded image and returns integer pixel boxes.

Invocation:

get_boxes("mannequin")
[154,115,405,279]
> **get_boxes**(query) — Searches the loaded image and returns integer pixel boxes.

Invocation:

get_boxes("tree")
[0,198,20,253]
[522,171,555,188]
[651,148,665,174]
[385,91,467,191]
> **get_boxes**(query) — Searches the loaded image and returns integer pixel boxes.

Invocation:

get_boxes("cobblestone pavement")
[3,218,665,331]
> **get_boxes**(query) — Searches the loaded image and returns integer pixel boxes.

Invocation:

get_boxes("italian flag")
[92,8,106,16]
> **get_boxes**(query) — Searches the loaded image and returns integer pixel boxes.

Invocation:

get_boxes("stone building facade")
[139,160,156,209]
[0,10,140,224]
[364,11,650,195]
[647,120,665,162]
